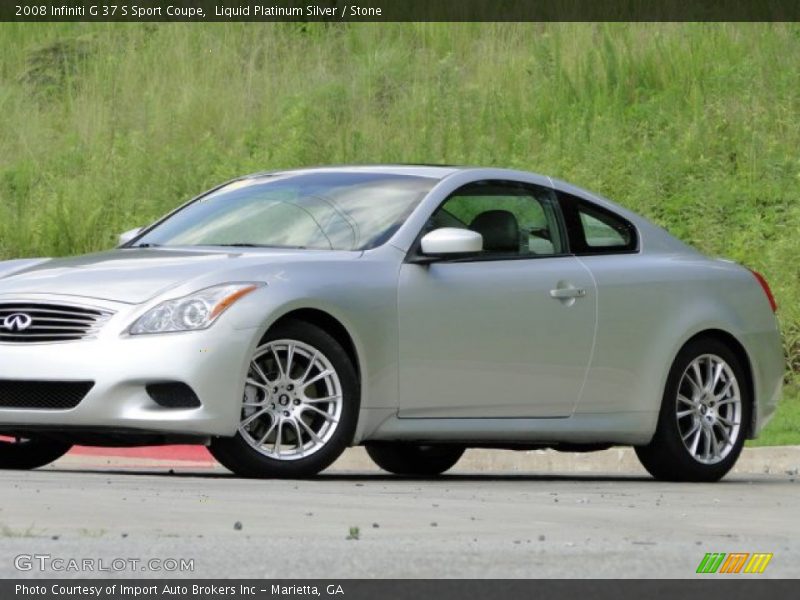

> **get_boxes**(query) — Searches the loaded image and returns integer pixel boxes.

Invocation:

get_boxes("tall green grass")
[0,23,798,385]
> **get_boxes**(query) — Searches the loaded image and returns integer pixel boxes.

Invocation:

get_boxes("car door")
[397,180,597,418]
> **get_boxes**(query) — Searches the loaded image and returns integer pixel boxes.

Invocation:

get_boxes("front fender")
[221,257,402,419]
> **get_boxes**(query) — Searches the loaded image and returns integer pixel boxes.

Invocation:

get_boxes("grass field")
[0,23,797,444]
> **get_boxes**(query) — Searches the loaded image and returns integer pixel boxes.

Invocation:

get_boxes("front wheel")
[0,436,72,470]
[366,443,465,476]
[209,320,359,478]
[635,338,750,482]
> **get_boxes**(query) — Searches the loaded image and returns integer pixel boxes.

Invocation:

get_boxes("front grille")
[0,303,113,343]
[0,380,94,409]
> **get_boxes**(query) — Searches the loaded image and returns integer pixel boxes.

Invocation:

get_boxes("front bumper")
[0,296,257,437]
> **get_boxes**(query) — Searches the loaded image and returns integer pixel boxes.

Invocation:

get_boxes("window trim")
[405,179,572,264]
[557,191,640,256]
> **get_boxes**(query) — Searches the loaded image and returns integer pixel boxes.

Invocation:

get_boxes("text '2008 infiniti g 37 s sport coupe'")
[0,166,784,481]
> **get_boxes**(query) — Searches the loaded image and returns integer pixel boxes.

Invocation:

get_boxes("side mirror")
[419,228,483,257]
[118,227,144,247]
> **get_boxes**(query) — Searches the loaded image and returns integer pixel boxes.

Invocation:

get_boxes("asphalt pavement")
[1,448,798,579]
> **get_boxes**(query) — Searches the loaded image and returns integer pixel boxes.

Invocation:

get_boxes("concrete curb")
[54,445,800,476]
[333,446,800,476]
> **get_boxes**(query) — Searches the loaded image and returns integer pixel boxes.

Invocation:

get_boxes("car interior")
[426,205,558,256]
[468,210,521,253]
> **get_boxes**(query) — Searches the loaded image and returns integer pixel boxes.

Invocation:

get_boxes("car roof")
[246,164,474,181]
[209,165,697,255]
[240,165,633,217]
[240,165,625,212]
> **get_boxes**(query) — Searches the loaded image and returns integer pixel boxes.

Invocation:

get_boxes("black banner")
[4,580,800,600]
[3,0,800,23]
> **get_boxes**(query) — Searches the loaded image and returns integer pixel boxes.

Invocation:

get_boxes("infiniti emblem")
[2,313,33,332]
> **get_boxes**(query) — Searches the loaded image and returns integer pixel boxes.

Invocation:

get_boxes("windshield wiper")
[130,243,161,248]
[212,243,308,249]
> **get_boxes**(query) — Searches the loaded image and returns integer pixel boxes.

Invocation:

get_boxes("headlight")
[129,283,261,335]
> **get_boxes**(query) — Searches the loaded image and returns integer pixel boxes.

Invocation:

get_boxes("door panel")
[397,257,596,418]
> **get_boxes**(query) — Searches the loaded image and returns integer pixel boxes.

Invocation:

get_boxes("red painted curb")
[69,445,216,463]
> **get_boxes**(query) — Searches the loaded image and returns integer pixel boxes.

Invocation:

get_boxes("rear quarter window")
[558,192,638,254]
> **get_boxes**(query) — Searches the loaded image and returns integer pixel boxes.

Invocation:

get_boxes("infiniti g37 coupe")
[0,166,784,481]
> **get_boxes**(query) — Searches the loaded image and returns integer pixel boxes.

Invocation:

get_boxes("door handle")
[549,287,587,300]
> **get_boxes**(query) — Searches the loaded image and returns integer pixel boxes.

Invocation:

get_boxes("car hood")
[0,248,359,304]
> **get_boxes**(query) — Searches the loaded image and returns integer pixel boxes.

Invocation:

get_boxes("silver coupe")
[0,166,784,481]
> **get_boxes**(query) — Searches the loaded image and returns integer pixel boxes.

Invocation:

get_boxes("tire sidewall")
[365,443,465,476]
[648,338,751,482]
[210,320,359,478]
[0,438,72,470]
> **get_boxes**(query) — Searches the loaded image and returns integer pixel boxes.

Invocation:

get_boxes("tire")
[0,437,72,470]
[635,337,751,482]
[209,320,359,478]
[366,443,465,476]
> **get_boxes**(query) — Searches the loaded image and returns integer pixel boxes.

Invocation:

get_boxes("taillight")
[749,269,778,313]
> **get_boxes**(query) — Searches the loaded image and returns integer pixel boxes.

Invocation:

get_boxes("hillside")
[0,23,797,433]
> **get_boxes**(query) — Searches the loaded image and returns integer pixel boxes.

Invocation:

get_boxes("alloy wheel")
[237,339,343,461]
[675,354,742,465]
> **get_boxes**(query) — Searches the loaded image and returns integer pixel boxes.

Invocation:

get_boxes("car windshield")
[133,172,437,251]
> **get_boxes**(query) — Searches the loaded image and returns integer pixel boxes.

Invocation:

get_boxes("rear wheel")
[635,338,750,482]
[209,320,359,478]
[366,443,465,476]
[0,436,72,470]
